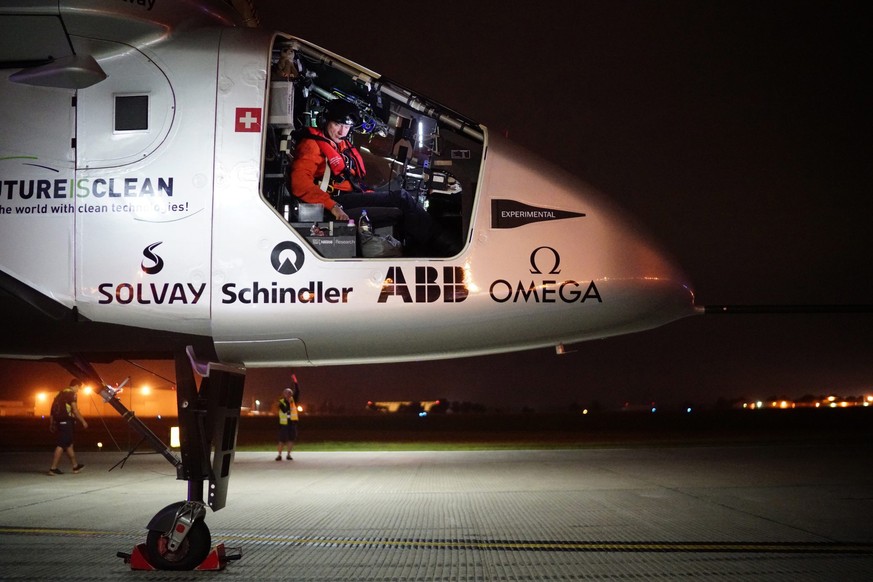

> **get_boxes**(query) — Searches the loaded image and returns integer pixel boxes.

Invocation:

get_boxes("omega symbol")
[529,246,561,275]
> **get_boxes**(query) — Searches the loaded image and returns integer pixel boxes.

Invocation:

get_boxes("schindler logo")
[271,241,305,275]
[491,199,585,229]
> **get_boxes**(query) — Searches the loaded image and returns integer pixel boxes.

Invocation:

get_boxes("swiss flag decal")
[235,108,262,132]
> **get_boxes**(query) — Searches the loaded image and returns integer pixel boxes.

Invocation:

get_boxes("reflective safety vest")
[278,397,299,424]
[300,127,367,192]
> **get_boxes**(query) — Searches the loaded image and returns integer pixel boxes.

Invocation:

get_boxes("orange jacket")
[289,129,366,210]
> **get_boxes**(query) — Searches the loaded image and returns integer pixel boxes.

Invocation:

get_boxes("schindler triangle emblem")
[492,199,585,229]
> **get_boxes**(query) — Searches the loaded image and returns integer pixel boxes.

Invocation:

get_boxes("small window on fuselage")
[114,94,149,132]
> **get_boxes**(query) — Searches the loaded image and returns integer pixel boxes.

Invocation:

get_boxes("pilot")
[289,99,459,256]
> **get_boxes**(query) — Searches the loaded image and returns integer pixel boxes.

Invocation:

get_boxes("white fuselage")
[0,1,697,367]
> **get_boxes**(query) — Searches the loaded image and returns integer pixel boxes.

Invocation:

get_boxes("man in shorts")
[48,379,89,475]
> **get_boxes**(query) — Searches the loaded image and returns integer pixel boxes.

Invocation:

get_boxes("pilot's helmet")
[322,99,359,126]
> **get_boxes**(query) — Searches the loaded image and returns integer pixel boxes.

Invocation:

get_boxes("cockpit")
[261,37,484,259]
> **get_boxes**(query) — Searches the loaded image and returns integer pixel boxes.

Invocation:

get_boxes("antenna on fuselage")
[555,343,577,355]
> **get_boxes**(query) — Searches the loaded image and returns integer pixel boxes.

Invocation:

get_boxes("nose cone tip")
[599,228,699,330]
[643,253,699,321]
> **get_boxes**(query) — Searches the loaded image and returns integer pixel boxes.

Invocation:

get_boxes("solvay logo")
[271,241,305,275]
[97,242,206,305]
[141,242,164,274]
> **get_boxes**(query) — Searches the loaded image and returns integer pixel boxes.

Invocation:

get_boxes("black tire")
[145,519,212,570]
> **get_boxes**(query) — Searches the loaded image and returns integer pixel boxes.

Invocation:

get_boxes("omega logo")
[489,247,601,304]
[529,246,560,275]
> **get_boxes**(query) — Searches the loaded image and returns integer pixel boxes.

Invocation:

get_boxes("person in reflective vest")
[289,98,459,256]
[48,378,89,475]
[276,375,300,461]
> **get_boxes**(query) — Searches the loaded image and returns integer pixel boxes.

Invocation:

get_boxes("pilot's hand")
[330,205,349,222]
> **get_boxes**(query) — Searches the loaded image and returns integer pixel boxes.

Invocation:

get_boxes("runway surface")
[1,444,871,580]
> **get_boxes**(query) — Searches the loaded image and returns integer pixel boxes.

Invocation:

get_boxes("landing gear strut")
[62,347,245,571]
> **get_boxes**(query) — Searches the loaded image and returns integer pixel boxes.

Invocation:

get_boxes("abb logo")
[378,266,467,303]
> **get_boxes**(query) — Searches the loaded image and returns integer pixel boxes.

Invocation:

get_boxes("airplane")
[0,0,699,570]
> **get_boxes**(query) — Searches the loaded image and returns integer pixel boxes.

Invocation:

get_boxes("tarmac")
[1,443,872,581]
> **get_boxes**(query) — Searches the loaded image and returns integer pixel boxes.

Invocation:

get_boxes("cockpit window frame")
[260,35,484,260]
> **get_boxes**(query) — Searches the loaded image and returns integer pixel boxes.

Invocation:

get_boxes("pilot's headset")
[319,99,360,131]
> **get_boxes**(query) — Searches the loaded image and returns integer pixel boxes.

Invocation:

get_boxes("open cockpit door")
[259,35,485,260]
[210,33,487,365]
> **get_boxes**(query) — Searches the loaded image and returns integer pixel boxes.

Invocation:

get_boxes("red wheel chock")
[117,543,241,571]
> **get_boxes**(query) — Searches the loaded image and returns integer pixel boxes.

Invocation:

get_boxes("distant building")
[0,401,33,416]
[740,394,873,410]
[33,387,179,418]
[366,400,442,414]
[620,401,658,413]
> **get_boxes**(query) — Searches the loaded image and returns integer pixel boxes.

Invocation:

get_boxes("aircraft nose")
[480,135,699,342]
[565,206,697,340]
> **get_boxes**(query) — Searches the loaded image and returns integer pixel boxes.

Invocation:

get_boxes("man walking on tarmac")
[276,374,300,461]
[48,379,89,475]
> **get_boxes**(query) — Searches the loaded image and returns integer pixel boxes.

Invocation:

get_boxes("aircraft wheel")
[145,519,211,570]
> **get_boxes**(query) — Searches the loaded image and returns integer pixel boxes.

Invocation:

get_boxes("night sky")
[2,2,871,412]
